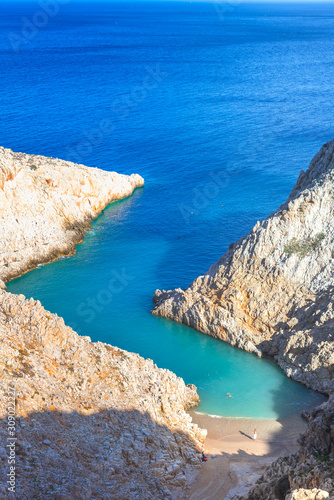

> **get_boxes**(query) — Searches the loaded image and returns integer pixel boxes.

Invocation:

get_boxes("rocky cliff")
[153,139,334,395]
[153,139,334,499]
[0,291,206,499]
[0,147,144,285]
[0,148,205,499]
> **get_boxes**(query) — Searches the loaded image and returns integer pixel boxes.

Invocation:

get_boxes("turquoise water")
[3,1,332,417]
[8,195,326,418]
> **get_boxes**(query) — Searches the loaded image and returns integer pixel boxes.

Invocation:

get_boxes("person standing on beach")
[253,429,257,440]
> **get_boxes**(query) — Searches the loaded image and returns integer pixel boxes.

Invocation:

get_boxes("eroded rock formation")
[0,148,205,499]
[153,139,334,395]
[0,147,144,285]
[0,291,205,499]
[153,139,334,499]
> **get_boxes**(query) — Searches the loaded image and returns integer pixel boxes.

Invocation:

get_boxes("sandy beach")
[185,412,307,500]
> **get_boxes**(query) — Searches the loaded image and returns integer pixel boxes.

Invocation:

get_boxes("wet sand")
[185,412,307,500]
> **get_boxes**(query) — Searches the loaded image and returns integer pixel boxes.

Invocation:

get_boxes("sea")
[2,0,333,418]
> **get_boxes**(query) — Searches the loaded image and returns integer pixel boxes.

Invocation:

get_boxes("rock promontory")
[0,290,206,499]
[0,148,205,499]
[0,147,144,285]
[153,139,334,395]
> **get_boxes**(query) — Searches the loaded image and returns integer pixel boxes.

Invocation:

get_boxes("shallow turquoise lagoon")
[7,194,326,419]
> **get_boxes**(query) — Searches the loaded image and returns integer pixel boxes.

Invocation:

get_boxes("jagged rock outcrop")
[287,489,332,499]
[153,139,334,499]
[0,147,144,285]
[233,396,334,500]
[0,148,205,499]
[0,291,206,499]
[153,139,334,395]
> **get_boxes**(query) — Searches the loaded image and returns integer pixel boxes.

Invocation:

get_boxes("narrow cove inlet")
[7,193,326,420]
[3,0,332,424]
[2,2,334,498]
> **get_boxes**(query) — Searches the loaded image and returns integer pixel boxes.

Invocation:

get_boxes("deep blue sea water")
[2,1,332,418]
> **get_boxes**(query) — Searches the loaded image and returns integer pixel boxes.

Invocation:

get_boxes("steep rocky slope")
[153,139,334,499]
[153,139,334,395]
[0,148,205,499]
[0,147,144,285]
[0,291,206,499]
[234,396,334,500]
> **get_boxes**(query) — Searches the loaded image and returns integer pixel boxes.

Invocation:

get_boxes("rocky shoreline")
[0,147,144,286]
[0,148,206,499]
[153,140,334,396]
[153,139,334,498]
[0,290,206,499]
[1,144,333,499]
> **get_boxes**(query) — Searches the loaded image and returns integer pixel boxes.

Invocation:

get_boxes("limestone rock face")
[0,148,205,498]
[153,139,334,394]
[0,147,144,284]
[0,291,205,499]
[286,489,331,500]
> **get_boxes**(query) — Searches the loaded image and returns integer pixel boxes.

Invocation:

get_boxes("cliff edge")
[153,139,334,395]
[0,147,144,285]
[0,148,205,499]
[0,291,205,499]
